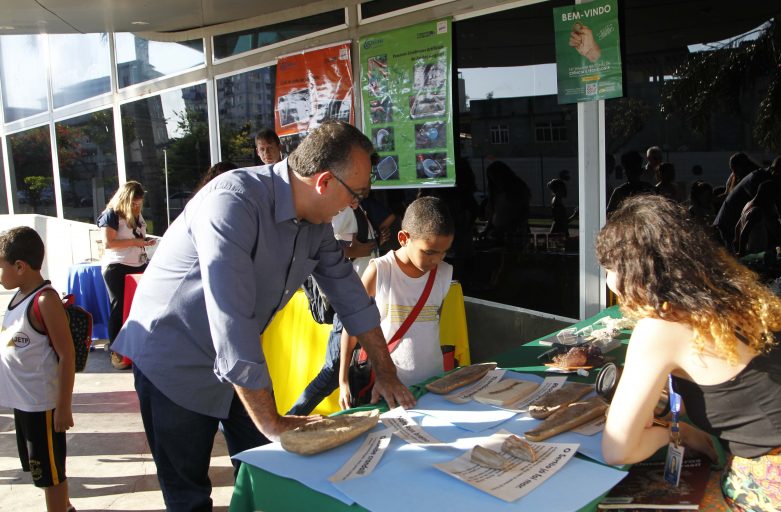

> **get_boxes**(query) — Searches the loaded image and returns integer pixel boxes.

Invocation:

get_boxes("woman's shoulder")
[97,208,119,229]
[630,317,694,355]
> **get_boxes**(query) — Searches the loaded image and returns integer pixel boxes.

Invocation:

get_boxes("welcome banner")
[553,0,623,104]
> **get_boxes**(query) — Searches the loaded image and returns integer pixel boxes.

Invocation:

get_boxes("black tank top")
[672,345,781,458]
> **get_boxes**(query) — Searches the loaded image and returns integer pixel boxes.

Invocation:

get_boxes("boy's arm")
[338,261,379,410]
[36,291,75,432]
[338,329,358,410]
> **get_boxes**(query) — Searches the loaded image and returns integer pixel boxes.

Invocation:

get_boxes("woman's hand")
[678,422,718,462]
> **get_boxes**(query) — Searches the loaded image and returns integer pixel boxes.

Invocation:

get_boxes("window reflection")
[0,35,48,122]
[56,109,118,223]
[120,84,209,234]
[217,66,277,168]
[8,126,57,216]
[455,5,579,318]
[115,34,204,88]
[360,0,440,19]
[50,33,111,108]
[0,139,7,214]
[213,10,344,60]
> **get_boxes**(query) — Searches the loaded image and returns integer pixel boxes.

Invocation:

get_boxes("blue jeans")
[134,366,268,512]
[287,315,343,415]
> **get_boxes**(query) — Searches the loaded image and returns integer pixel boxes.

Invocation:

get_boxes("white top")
[373,250,453,387]
[331,207,378,278]
[0,283,59,411]
[97,208,148,267]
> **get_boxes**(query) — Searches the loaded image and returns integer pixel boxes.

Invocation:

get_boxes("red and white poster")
[274,42,354,138]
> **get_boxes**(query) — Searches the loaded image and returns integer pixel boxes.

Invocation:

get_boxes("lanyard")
[667,374,682,446]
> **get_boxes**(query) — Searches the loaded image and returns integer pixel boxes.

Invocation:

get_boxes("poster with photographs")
[360,19,455,188]
[275,43,354,149]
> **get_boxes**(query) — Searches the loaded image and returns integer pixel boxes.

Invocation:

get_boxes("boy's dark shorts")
[14,409,67,488]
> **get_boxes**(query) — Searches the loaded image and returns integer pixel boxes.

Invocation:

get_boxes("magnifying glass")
[595,362,671,418]
[595,362,621,401]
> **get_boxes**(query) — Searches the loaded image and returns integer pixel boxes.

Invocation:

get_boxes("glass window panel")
[115,34,204,88]
[56,109,118,223]
[217,66,276,168]
[213,10,344,60]
[0,35,48,122]
[360,0,437,19]
[604,13,777,254]
[120,84,209,234]
[7,126,57,216]
[0,138,8,214]
[455,4,578,317]
[50,33,112,108]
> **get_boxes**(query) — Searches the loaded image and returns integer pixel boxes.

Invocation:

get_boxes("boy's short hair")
[402,196,454,239]
[0,226,45,270]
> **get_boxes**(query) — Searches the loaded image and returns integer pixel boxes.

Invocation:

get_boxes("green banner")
[360,19,455,188]
[553,0,623,104]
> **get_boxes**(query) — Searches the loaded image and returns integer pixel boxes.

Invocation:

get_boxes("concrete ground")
[0,288,234,511]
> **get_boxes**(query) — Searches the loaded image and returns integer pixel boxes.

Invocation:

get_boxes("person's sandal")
[110,352,131,370]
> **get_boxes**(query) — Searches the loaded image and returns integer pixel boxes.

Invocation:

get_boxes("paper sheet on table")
[333,416,627,512]
[501,375,568,412]
[329,428,394,482]
[445,368,507,404]
[434,430,578,503]
[413,372,609,464]
[381,407,443,444]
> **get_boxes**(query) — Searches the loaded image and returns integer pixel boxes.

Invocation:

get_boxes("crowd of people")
[1,123,780,512]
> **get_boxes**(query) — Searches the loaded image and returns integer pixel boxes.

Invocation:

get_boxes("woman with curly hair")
[596,195,781,512]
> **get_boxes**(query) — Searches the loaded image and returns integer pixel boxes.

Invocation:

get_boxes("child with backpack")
[338,196,454,409]
[0,227,76,512]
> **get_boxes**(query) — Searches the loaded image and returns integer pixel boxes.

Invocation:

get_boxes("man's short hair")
[621,150,644,176]
[255,128,280,146]
[287,121,374,178]
[0,226,44,269]
[401,196,454,239]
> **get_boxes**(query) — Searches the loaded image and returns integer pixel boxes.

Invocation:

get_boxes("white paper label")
[502,376,568,412]
[381,407,443,444]
[329,428,394,482]
[445,369,507,404]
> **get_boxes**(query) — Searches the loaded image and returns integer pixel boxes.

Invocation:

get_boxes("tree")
[661,19,781,152]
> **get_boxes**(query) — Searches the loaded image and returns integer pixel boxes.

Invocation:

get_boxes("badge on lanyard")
[664,374,684,486]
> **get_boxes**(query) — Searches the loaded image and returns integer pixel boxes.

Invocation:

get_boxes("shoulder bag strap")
[359,266,438,362]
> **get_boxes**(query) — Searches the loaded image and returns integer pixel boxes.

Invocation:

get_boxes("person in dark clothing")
[547,178,577,239]
[606,151,655,214]
[713,156,780,251]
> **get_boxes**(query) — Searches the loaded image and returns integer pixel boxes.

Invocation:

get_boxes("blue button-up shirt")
[112,160,379,418]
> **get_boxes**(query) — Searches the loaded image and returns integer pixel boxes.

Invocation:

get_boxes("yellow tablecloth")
[261,283,470,415]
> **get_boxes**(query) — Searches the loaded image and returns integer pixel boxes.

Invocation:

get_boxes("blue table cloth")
[67,262,110,340]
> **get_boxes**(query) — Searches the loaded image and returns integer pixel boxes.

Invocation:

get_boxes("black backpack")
[32,285,93,372]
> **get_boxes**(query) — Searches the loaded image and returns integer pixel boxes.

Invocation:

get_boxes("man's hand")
[356,327,416,409]
[568,23,601,63]
[54,407,74,432]
[234,385,322,442]
[371,370,415,409]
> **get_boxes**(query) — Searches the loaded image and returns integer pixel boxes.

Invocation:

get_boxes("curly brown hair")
[595,194,781,362]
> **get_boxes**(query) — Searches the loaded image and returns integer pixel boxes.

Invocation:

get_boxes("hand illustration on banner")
[568,22,601,63]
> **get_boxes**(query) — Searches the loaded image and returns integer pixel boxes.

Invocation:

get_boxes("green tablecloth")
[230,306,627,512]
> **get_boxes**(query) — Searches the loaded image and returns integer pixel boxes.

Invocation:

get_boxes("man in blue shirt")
[113,121,415,511]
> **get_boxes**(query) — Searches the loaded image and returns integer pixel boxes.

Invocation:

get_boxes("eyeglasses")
[331,172,371,204]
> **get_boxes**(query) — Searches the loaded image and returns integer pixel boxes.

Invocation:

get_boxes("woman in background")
[98,181,155,370]
[596,195,781,511]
